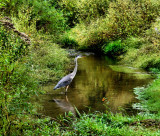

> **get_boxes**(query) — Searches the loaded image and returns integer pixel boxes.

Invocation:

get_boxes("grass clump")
[30,43,69,83]
[134,77,160,115]
[51,112,160,136]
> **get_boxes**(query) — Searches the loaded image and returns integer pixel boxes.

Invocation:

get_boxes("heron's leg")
[65,95,69,102]
[65,85,69,95]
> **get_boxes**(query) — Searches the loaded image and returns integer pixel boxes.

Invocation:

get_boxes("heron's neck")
[72,58,78,77]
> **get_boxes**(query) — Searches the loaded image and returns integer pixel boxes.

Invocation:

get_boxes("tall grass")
[134,77,160,115]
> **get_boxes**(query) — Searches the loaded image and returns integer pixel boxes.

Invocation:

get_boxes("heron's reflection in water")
[53,95,75,114]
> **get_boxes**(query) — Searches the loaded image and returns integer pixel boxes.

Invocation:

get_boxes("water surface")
[38,55,152,117]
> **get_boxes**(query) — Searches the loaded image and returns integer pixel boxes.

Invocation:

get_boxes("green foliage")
[59,0,110,26]
[55,112,160,136]
[103,40,124,56]
[73,114,107,135]
[2,0,67,34]
[0,15,69,135]
[31,0,67,33]
[120,46,160,69]
[122,37,146,49]
[4,1,70,83]
[0,0,24,14]
[30,42,69,83]
[22,118,60,136]
[59,33,79,48]
[63,0,160,52]
[120,16,160,69]
[134,77,160,115]
[0,25,38,135]
[0,25,29,84]
[150,68,160,75]
[11,4,37,34]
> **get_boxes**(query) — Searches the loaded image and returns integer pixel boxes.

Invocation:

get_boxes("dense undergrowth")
[0,1,69,135]
[0,0,160,135]
[61,0,160,69]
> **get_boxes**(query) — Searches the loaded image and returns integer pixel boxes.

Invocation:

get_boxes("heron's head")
[74,55,83,62]
[76,55,82,59]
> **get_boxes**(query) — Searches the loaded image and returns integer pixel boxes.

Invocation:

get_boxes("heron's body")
[53,73,73,90]
[53,55,82,93]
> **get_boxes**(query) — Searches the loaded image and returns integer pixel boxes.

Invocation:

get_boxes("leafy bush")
[0,25,29,84]
[64,0,160,50]
[59,0,110,26]
[0,25,37,135]
[59,33,78,48]
[122,37,146,49]
[32,0,67,33]
[3,0,67,34]
[120,16,160,69]
[103,40,124,56]
[0,20,69,135]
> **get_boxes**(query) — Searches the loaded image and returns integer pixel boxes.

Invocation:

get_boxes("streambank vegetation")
[0,0,160,135]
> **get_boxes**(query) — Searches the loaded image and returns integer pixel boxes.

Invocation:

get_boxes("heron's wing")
[54,74,73,89]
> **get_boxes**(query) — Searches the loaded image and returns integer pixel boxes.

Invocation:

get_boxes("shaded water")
[39,55,152,118]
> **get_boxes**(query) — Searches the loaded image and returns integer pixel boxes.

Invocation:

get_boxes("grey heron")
[53,55,82,94]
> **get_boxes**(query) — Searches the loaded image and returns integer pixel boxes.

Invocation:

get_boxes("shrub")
[32,0,67,34]
[0,25,29,84]
[0,25,38,135]
[64,0,160,50]
[120,16,160,69]
[103,40,124,56]
[59,0,110,26]
[123,37,147,49]
[59,32,78,48]
[3,0,67,34]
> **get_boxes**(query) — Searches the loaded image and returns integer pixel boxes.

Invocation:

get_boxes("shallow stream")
[38,54,152,117]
